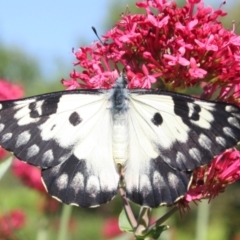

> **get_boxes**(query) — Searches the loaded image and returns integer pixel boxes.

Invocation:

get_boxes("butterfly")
[0,75,240,208]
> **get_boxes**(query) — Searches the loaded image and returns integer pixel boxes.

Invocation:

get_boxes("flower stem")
[57,205,72,240]
[135,207,151,236]
[148,206,178,231]
[195,200,210,240]
[119,182,137,228]
[0,156,13,180]
[36,217,49,240]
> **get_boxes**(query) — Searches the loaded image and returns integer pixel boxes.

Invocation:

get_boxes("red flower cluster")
[102,217,122,239]
[63,0,240,104]
[0,79,24,101]
[0,79,24,161]
[183,149,240,203]
[63,0,240,207]
[12,160,45,193]
[0,209,25,237]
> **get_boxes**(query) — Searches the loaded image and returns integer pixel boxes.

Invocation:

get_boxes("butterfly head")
[109,73,129,115]
[113,73,128,89]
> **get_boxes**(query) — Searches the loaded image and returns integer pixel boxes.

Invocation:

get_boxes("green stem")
[57,205,73,240]
[36,217,49,240]
[148,206,178,231]
[119,182,137,228]
[135,207,151,236]
[0,156,14,180]
[195,200,210,240]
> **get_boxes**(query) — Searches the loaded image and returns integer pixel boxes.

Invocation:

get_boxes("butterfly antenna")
[92,26,115,87]
[92,26,105,45]
[92,26,152,81]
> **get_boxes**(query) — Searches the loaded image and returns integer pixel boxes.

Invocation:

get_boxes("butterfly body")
[109,76,129,165]
[0,76,240,208]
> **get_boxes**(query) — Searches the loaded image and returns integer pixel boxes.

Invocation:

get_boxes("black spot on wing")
[42,155,118,207]
[28,95,61,118]
[173,95,201,121]
[69,112,82,126]
[151,112,163,126]
[29,102,39,118]
[51,124,56,131]
[0,101,15,110]
[173,95,190,119]
[41,95,60,115]
[191,104,201,121]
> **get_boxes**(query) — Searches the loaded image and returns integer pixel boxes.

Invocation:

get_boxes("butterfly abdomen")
[109,76,130,165]
[112,113,129,165]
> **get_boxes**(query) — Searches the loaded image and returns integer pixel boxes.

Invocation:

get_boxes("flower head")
[0,79,24,100]
[0,79,24,161]
[0,209,26,237]
[64,0,240,105]
[102,217,122,239]
[179,149,240,210]
[12,160,45,193]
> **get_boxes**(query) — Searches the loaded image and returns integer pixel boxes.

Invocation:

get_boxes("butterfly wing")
[125,89,240,207]
[0,90,120,207]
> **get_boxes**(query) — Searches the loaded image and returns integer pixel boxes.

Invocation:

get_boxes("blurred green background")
[0,0,240,239]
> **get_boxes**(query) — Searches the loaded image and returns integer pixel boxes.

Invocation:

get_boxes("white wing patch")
[42,150,54,164]
[27,144,40,158]
[57,174,69,190]
[2,133,13,142]
[70,172,84,193]
[0,123,4,132]
[16,130,31,148]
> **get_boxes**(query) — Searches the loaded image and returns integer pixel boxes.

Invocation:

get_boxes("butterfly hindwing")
[0,90,120,207]
[124,89,240,207]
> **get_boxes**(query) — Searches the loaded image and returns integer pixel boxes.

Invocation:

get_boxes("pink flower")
[102,217,122,238]
[63,0,240,97]
[0,148,7,160]
[12,160,45,193]
[39,195,60,214]
[12,160,60,213]
[189,57,207,79]
[0,209,26,237]
[179,149,240,209]
[163,47,190,66]
[0,79,24,100]
[0,79,24,161]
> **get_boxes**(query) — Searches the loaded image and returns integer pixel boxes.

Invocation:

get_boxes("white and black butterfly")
[0,75,240,208]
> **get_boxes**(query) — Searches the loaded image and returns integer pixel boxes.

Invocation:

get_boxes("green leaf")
[118,209,133,233]
[0,156,13,180]
[146,225,169,239]
[135,225,169,240]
